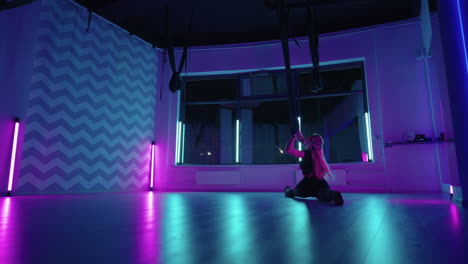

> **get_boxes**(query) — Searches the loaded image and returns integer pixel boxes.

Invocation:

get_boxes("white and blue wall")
[0,0,158,194]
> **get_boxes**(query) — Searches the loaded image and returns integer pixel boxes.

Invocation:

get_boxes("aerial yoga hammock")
[272,0,343,205]
[273,0,322,136]
[164,4,192,94]
[270,0,372,134]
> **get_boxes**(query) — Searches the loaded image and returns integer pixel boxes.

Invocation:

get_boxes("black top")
[300,149,314,176]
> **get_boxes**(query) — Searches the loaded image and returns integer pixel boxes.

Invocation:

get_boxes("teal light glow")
[285,202,313,262]
[364,112,374,162]
[175,121,182,164]
[181,123,185,164]
[223,194,256,261]
[236,119,240,163]
[362,198,401,263]
[164,194,193,263]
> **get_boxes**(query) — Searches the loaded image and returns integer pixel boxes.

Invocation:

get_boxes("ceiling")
[74,0,438,48]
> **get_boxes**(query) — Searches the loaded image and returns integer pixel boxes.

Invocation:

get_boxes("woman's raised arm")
[285,134,304,158]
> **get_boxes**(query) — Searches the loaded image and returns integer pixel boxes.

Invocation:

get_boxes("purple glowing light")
[0,197,19,264]
[449,203,461,230]
[138,192,159,262]
[361,152,369,162]
[0,198,11,242]
[7,120,20,193]
[235,120,240,163]
[150,143,155,190]
[450,185,454,195]
[1,197,11,224]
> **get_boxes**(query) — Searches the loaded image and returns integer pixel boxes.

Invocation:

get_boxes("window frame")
[177,61,372,166]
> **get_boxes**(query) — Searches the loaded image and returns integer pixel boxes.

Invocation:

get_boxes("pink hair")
[307,134,333,180]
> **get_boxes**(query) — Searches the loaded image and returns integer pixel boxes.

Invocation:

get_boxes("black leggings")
[287,177,341,202]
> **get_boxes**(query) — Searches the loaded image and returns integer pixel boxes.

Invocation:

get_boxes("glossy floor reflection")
[0,192,466,264]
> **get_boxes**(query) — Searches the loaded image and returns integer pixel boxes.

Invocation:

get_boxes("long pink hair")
[307,134,333,180]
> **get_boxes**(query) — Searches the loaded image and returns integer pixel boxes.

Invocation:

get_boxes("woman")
[284,130,344,206]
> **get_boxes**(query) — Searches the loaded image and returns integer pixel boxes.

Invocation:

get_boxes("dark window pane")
[300,94,366,163]
[185,79,237,101]
[183,104,236,164]
[299,67,363,96]
[244,73,288,97]
[240,100,297,164]
[180,62,369,165]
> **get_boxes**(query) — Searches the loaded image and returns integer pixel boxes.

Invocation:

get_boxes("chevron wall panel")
[18,0,158,193]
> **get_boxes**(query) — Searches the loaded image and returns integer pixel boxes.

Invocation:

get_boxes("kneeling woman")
[284,130,344,206]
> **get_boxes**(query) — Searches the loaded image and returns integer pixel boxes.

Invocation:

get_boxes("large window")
[178,62,372,165]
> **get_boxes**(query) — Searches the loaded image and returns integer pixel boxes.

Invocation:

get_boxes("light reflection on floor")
[137,192,159,263]
[285,200,313,263]
[0,197,18,264]
[363,198,402,264]
[163,193,194,264]
[450,203,461,230]
[0,192,465,264]
[223,194,257,262]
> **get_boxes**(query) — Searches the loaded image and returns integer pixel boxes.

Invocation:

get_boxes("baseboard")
[196,170,240,185]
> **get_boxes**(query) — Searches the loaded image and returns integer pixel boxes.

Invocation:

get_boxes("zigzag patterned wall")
[18,0,157,193]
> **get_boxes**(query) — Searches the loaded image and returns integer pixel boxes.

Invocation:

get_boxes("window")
[181,78,239,165]
[178,62,372,165]
[247,100,297,164]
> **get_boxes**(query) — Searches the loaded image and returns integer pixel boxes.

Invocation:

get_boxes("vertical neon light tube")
[150,142,155,190]
[364,112,374,162]
[7,119,20,195]
[450,185,454,200]
[178,122,182,163]
[236,119,240,163]
[181,123,185,164]
[297,117,302,162]
[175,121,181,164]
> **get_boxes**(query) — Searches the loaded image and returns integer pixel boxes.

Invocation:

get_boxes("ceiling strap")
[275,0,300,134]
[306,2,323,91]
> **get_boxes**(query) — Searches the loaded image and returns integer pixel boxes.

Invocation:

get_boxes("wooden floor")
[0,192,466,264]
